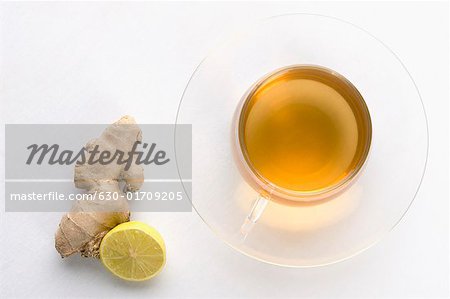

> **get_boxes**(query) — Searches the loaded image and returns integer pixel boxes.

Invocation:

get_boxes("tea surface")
[240,66,371,192]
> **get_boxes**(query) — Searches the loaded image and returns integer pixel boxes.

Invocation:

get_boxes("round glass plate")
[175,14,428,267]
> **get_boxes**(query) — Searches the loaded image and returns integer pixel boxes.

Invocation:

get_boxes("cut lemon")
[100,221,166,281]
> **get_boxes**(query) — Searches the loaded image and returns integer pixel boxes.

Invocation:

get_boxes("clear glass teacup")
[232,65,372,235]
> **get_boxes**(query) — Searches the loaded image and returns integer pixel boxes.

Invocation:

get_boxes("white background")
[0,1,448,298]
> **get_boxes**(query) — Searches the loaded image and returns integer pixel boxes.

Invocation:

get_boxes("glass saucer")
[175,14,428,267]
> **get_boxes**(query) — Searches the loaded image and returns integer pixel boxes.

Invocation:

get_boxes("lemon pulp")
[100,221,166,281]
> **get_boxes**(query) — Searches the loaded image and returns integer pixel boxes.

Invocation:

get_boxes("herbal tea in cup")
[233,65,372,205]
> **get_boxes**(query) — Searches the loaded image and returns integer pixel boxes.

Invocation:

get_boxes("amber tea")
[238,65,371,197]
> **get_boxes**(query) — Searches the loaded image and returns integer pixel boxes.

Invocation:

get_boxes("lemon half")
[100,221,166,281]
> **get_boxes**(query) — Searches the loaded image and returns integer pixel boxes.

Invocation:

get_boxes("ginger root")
[55,116,144,258]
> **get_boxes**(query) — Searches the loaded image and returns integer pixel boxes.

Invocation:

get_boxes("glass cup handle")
[239,194,269,241]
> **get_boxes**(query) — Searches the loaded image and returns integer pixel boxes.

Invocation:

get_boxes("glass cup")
[231,64,372,237]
